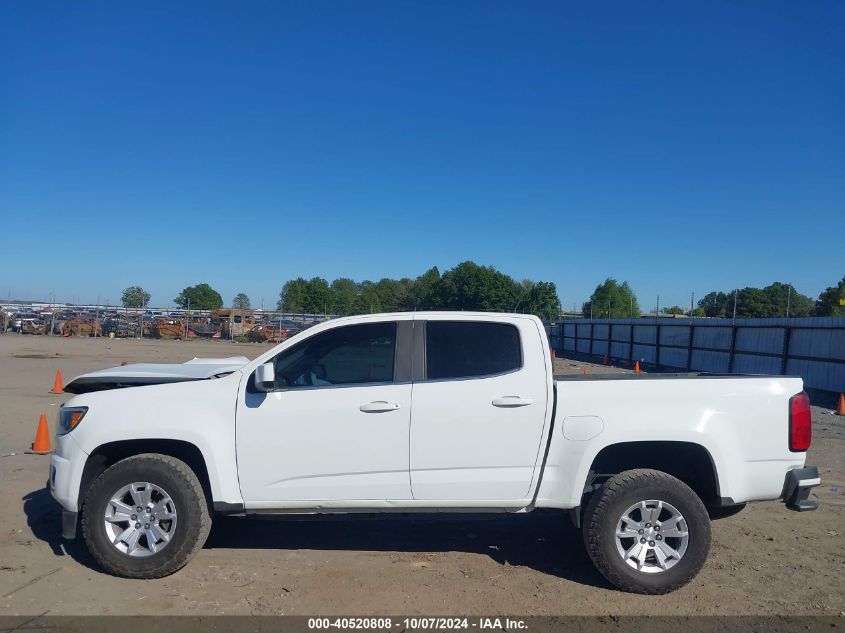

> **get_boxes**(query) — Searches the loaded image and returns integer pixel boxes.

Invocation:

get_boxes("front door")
[236,320,412,505]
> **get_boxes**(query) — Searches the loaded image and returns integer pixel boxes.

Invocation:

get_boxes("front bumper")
[49,432,88,539]
[60,505,78,539]
[783,465,820,511]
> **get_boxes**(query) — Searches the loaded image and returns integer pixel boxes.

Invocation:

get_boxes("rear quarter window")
[426,321,522,380]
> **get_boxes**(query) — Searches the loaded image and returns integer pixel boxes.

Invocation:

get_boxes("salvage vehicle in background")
[49,312,819,593]
[19,316,47,334]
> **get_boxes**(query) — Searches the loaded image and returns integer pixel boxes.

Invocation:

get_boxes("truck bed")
[553,372,796,381]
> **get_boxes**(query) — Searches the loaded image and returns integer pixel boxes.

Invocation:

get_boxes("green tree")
[437,261,522,312]
[278,278,308,312]
[331,278,358,315]
[274,262,561,317]
[304,277,331,314]
[394,278,416,311]
[720,283,815,318]
[816,274,845,316]
[583,279,640,318]
[121,286,151,309]
[372,278,403,313]
[699,283,814,318]
[663,306,685,315]
[733,287,769,317]
[698,291,730,317]
[517,280,561,321]
[762,282,814,317]
[354,281,382,314]
[232,293,251,309]
[174,283,223,310]
[411,267,441,309]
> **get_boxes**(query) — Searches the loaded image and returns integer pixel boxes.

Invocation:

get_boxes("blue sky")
[1,1,842,310]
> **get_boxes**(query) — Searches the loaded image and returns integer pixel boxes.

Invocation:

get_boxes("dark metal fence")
[547,316,845,393]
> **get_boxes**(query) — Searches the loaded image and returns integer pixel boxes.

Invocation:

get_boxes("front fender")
[65,373,244,506]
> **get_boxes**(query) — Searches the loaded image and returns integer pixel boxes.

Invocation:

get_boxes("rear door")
[409,316,550,501]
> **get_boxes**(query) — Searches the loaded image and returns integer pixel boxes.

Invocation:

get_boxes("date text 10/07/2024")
[307,618,528,630]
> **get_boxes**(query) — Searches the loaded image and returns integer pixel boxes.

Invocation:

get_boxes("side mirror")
[254,362,276,392]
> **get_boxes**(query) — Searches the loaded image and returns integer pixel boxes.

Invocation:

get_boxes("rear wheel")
[583,468,711,594]
[81,453,211,578]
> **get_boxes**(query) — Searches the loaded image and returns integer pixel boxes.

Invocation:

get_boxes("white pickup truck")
[49,312,819,594]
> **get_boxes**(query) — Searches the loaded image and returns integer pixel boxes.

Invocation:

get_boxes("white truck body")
[48,312,819,591]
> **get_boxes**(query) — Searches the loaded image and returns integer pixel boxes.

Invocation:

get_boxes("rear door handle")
[359,401,401,413]
[492,396,534,408]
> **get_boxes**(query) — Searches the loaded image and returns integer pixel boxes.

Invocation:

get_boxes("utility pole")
[786,285,792,318]
[690,291,695,317]
[732,289,738,323]
[656,295,660,318]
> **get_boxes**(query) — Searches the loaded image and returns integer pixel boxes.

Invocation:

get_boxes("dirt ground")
[1,335,843,616]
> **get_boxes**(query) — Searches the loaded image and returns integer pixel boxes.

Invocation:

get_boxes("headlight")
[59,406,88,435]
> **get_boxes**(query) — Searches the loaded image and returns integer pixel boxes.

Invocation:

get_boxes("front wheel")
[582,468,711,594]
[81,453,211,578]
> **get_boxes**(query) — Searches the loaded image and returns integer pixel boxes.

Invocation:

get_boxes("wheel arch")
[79,439,212,511]
[584,441,722,507]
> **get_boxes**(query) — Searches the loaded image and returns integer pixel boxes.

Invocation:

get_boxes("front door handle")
[359,401,401,413]
[492,396,534,408]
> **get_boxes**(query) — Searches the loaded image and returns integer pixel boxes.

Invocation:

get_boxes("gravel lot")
[1,335,843,616]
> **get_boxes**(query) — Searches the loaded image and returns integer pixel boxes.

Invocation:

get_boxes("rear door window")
[426,321,522,380]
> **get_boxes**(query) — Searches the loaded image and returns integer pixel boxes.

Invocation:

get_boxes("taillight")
[789,391,811,452]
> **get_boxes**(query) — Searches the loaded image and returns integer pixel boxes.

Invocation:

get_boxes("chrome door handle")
[359,401,401,413]
[492,396,534,408]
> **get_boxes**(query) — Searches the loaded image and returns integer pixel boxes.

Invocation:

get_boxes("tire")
[81,453,211,578]
[582,468,711,594]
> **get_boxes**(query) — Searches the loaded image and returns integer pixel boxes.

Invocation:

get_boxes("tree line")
[119,272,844,320]
[276,261,562,321]
[118,262,562,320]
[696,278,845,317]
[583,275,845,319]
[121,283,239,311]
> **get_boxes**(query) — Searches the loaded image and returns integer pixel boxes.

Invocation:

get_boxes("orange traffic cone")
[51,371,63,394]
[27,414,52,454]
[837,393,845,416]
[583,368,590,375]
[551,349,556,359]
[634,360,641,374]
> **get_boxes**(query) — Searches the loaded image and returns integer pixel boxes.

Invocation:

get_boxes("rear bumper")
[783,466,820,511]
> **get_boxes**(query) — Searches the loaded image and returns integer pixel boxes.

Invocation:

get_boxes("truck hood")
[63,356,251,394]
